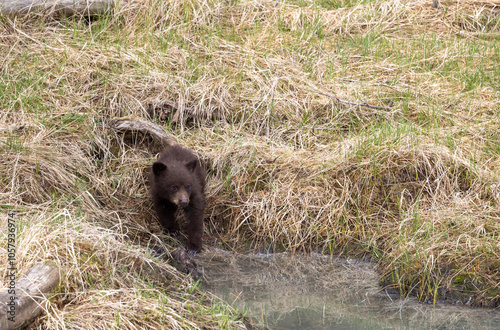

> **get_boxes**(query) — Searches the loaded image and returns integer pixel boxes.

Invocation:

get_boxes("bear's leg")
[184,207,204,253]
[154,200,179,235]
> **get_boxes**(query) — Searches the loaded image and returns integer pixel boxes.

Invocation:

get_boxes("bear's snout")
[180,197,189,206]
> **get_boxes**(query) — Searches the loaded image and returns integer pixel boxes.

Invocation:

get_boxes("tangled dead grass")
[1,0,499,326]
[0,126,248,328]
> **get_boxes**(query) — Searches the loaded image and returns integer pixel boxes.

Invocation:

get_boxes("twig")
[306,88,391,111]
[456,31,500,40]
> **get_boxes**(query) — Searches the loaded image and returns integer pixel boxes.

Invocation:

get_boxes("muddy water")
[196,250,499,329]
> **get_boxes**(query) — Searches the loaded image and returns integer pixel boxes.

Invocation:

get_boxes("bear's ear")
[186,159,197,172]
[153,162,167,176]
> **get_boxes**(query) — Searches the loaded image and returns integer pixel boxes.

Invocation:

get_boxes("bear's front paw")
[186,242,202,255]
[166,228,179,236]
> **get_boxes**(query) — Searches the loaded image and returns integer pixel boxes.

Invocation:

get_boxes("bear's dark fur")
[149,145,206,253]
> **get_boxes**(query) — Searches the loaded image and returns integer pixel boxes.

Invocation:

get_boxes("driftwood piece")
[107,117,178,149]
[0,0,114,16]
[0,262,60,330]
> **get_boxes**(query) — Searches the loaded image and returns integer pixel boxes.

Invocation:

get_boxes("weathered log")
[0,0,115,16]
[0,261,60,330]
[107,116,179,149]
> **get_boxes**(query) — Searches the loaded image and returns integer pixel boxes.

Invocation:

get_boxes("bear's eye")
[171,185,178,192]
[186,185,191,192]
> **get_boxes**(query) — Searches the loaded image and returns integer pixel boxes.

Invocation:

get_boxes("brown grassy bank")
[1,0,499,326]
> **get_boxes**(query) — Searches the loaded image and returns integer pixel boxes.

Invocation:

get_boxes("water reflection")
[196,250,499,329]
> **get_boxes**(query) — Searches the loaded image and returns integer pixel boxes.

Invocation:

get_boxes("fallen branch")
[107,116,178,149]
[0,0,115,16]
[307,88,391,111]
[0,262,60,330]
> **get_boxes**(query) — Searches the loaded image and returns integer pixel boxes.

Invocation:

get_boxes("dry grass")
[0,126,247,327]
[1,0,499,326]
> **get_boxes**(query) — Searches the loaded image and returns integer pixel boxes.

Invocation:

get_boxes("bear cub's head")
[152,159,198,208]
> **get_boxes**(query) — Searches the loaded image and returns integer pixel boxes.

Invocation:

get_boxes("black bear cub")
[150,145,206,253]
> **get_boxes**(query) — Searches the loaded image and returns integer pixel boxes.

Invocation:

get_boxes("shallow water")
[196,250,499,329]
